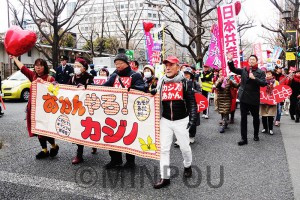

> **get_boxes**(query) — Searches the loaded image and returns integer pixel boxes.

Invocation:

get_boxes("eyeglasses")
[115,62,126,66]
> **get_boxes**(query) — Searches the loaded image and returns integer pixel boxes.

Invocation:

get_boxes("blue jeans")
[275,103,282,121]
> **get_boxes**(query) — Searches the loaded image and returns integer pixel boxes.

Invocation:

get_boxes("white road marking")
[0,170,111,199]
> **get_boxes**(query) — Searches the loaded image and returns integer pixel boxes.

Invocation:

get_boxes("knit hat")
[114,48,129,64]
[183,67,193,75]
[143,65,155,75]
[75,58,88,70]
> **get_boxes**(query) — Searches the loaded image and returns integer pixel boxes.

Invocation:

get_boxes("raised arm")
[227,52,243,75]
[10,56,24,70]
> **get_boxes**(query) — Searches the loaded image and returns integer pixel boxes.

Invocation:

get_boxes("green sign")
[126,50,134,61]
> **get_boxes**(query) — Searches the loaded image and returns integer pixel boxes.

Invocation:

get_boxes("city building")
[69,0,191,63]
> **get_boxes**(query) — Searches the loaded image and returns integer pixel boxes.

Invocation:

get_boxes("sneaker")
[229,119,234,124]
[49,145,59,157]
[36,151,49,159]
[0,112,4,116]
[219,120,223,125]
[104,161,123,169]
[269,130,274,135]
[184,166,192,178]
[204,115,209,119]
[274,121,280,127]
[261,129,266,133]
[174,141,180,148]
[296,118,300,123]
[202,114,206,118]
[189,137,195,144]
[219,126,225,133]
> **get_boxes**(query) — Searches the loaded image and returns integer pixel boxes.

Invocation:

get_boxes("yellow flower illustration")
[139,136,157,151]
[48,84,59,96]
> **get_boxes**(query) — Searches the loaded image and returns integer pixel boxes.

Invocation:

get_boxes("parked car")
[1,69,56,101]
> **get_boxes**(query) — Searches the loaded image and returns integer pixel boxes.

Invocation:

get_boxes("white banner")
[31,79,161,160]
[218,3,240,76]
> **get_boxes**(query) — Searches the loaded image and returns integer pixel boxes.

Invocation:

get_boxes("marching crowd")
[4,49,300,189]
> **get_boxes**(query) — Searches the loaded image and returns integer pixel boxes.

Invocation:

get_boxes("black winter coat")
[55,64,74,84]
[228,61,266,105]
[68,72,94,86]
[102,66,145,92]
[161,79,198,125]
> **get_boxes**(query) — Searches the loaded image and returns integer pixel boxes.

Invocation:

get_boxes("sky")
[0,0,280,50]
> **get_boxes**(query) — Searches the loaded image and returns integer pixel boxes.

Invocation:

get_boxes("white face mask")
[74,68,82,75]
[144,71,152,78]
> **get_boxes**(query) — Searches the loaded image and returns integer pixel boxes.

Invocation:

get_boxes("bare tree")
[145,0,223,65]
[261,0,300,65]
[12,0,89,70]
[262,0,300,48]
[113,0,144,49]
[147,0,255,66]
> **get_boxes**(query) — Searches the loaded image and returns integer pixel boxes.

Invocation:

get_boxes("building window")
[153,13,157,18]
[140,3,143,7]
[121,4,124,9]
[27,50,31,57]
[148,13,152,17]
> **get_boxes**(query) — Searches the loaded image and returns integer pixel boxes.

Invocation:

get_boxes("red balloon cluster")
[4,26,37,57]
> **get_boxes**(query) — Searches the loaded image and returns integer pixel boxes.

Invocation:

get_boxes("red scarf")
[293,74,300,83]
[246,64,258,73]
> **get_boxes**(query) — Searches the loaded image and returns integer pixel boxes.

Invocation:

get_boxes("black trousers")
[109,150,135,164]
[76,145,97,157]
[262,116,274,132]
[38,136,55,149]
[202,90,209,115]
[240,102,260,141]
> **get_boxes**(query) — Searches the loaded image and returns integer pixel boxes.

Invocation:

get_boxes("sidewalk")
[281,115,300,200]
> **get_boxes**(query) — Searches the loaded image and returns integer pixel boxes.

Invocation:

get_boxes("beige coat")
[259,104,277,116]
[259,80,278,117]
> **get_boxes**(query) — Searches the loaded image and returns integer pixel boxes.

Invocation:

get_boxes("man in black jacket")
[227,53,266,145]
[153,56,197,189]
[102,48,145,169]
[55,55,74,84]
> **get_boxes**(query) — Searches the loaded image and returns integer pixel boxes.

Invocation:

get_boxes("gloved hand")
[150,88,157,95]
[186,121,195,130]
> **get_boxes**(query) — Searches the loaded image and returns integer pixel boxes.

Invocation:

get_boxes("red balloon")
[4,26,37,56]
[194,93,209,113]
[260,85,292,105]
[143,22,154,32]
[234,1,241,15]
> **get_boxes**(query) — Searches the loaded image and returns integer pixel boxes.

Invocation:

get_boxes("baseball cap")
[162,56,180,64]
